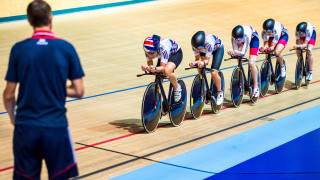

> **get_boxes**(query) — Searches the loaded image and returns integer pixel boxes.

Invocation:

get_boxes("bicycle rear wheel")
[260,60,270,97]
[248,65,260,103]
[169,79,187,126]
[295,56,303,89]
[141,82,162,133]
[230,67,244,108]
[211,70,225,113]
[189,74,205,119]
[275,60,286,94]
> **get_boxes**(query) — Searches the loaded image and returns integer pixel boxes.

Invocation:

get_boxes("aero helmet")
[191,31,205,49]
[232,25,244,41]
[263,18,275,32]
[143,35,160,53]
[296,22,307,35]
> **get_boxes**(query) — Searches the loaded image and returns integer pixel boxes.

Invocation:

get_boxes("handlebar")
[137,71,169,79]
[224,56,249,62]
[185,65,214,72]
[258,51,278,57]
[289,48,310,52]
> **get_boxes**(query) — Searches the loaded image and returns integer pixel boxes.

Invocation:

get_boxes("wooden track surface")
[0,0,319,179]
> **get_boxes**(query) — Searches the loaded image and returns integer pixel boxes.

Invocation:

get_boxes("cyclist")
[141,35,183,102]
[293,22,316,80]
[228,25,260,98]
[259,18,289,77]
[189,31,224,105]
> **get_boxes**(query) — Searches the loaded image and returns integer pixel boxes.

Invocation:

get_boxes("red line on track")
[1,80,320,173]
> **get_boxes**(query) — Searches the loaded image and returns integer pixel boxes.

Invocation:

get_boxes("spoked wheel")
[189,74,206,119]
[248,65,260,103]
[275,60,286,94]
[230,67,244,108]
[169,79,187,126]
[305,56,310,86]
[210,70,225,114]
[295,57,303,90]
[259,60,270,97]
[141,82,162,133]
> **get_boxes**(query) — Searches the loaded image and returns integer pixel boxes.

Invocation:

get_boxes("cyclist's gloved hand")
[227,50,234,56]
[265,47,270,53]
[259,47,265,52]
[198,61,205,68]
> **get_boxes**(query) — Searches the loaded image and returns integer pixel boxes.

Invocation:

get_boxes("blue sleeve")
[68,44,85,80]
[5,44,18,82]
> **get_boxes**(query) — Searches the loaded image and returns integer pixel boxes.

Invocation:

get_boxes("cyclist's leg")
[249,35,259,90]
[211,45,224,92]
[249,55,258,89]
[164,49,183,89]
[307,44,314,71]
[275,44,285,67]
[164,62,178,88]
[307,30,316,72]
[275,34,289,67]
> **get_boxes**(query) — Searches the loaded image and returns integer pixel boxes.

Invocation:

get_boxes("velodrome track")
[0,0,320,179]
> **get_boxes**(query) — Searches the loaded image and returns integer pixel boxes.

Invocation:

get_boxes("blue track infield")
[111,104,320,180]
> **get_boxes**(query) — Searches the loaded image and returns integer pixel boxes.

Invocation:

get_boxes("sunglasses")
[195,45,204,50]
[232,37,243,41]
[147,50,157,55]
[264,29,273,33]
[297,31,305,35]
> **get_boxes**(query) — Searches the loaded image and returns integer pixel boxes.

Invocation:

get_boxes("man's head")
[27,0,52,28]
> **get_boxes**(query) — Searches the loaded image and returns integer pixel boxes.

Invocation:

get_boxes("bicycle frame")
[185,65,213,100]
[138,72,170,111]
[225,56,250,92]
[290,48,310,75]
[259,51,278,81]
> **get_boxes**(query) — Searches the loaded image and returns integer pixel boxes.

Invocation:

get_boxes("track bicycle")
[259,50,286,96]
[185,64,225,119]
[137,72,187,133]
[224,55,260,107]
[290,48,311,89]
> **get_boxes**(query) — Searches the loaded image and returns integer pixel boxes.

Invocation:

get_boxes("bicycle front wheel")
[230,67,244,108]
[189,74,205,119]
[141,82,161,133]
[295,56,303,90]
[260,60,270,97]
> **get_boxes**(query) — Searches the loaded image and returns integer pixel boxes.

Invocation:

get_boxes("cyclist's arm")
[194,55,209,64]
[154,62,166,73]
[294,39,308,49]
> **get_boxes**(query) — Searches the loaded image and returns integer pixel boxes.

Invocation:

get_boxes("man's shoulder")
[49,38,75,48]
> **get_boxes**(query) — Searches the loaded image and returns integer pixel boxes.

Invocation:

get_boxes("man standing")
[3,0,84,179]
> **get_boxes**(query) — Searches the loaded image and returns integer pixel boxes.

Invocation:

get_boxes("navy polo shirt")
[5,30,85,127]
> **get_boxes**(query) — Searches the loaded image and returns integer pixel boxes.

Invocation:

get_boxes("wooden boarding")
[0,0,320,179]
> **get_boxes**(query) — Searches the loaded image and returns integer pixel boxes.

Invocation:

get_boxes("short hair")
[27,0,52,27]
